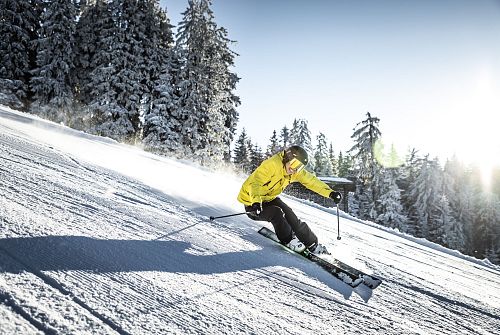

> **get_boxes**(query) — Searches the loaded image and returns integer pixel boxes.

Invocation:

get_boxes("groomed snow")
[1,106,499,334]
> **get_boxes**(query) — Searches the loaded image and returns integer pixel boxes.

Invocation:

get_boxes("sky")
[160,0,500,171]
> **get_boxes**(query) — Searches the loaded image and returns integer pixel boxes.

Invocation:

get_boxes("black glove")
[250,202,262,215]
[330,191,342,204]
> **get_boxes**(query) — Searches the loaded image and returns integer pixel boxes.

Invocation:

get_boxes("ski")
[258,226,382,289]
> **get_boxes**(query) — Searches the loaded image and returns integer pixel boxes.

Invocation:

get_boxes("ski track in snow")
[0,107,499,334]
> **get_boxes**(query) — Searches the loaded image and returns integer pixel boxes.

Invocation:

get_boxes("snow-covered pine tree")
[79,0,133,141]
[328,143,338,176]
[0,0,41,109]
[140,1,173,108]
[74,0,102,106]
[249,143,264,172]
[142,4,179,154]
[72,0,103,129]
[280,126,290,148]
[175,0,239,165]
[349,112,382,220]
[474,192,500,257]
[408,156,444,241]
[233,129,250,172]
[436,193,465,251]
[313,133,333,176]
[337,151,345,176]
[266,130,281,157]
[174,0,213,160]
[289,119,313,152]
[337,151,352,178]
[399,148,421,235]
[143,59,180,153]
[375,167,408,231]
[290,119,299,143]
[216,26,240,163]
[369,163,384,221]
[109,0,153,140]
[82,0,157,143]
[30,0,77,123]
[442,157,469,251]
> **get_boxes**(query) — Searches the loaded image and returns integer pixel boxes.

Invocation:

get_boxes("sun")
[460,143,499,191]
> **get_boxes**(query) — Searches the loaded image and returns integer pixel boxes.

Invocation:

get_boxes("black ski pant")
[245,197,318,248]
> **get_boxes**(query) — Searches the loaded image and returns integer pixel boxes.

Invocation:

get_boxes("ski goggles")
[288,158,305,172]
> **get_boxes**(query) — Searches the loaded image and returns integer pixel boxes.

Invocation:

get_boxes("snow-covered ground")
[0,106,499,334]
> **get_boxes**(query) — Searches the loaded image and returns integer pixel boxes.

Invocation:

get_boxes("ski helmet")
[283,145,309,166]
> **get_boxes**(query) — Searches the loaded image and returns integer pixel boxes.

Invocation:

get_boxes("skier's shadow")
[0,235,371,301]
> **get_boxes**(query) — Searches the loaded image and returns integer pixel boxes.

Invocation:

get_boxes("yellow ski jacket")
[237,151,334,206]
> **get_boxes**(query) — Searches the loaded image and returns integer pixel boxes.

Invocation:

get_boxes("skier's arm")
[295,169,333,198]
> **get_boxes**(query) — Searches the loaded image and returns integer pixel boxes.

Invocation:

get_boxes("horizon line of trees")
[0,0,239,165]
[233,114,500,265]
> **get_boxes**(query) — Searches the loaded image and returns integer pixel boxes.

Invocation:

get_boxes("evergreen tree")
[313,133,333,176]
[175,0,239,164]
[80,0,137,141]
[376,167,408,231]
[72,0,102,129]
[349,112,382,219]
[111,0,152,140]
[79,0,163,143]
[328,143,337,176]
[30,0,77,124]
[408,156,443,240]
[217,26,240,162]
[442,156,471,251]
[474,192,500,257]
[249,143,264,172]
[436,193,465,251]
[140,0,173,108]
[143,64,180,154]
[74,0,102,106]
[280,126,290,148]
[289,118,313,153]
[233,129,250,172]
[142,6,178,154]
[289,119,299,143]
[267,130,281,156]
[0,0,41,109]
[400,148,421,235]
[369,163,384,220]
[337,151,352,178]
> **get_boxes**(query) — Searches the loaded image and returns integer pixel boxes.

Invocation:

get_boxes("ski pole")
[209,212,250,221]
[336,203,341,240]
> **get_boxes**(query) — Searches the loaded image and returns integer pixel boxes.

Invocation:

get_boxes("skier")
[237,145,342,254]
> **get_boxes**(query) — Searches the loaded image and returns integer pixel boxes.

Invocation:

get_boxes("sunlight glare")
[373,137,405,168]
[479,160,494,191]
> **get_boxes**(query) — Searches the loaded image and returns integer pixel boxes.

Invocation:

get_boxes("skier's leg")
[271,197,318,248]
[245,202,294,244]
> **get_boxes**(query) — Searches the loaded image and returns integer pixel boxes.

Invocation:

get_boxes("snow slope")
[0,106,499,335]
